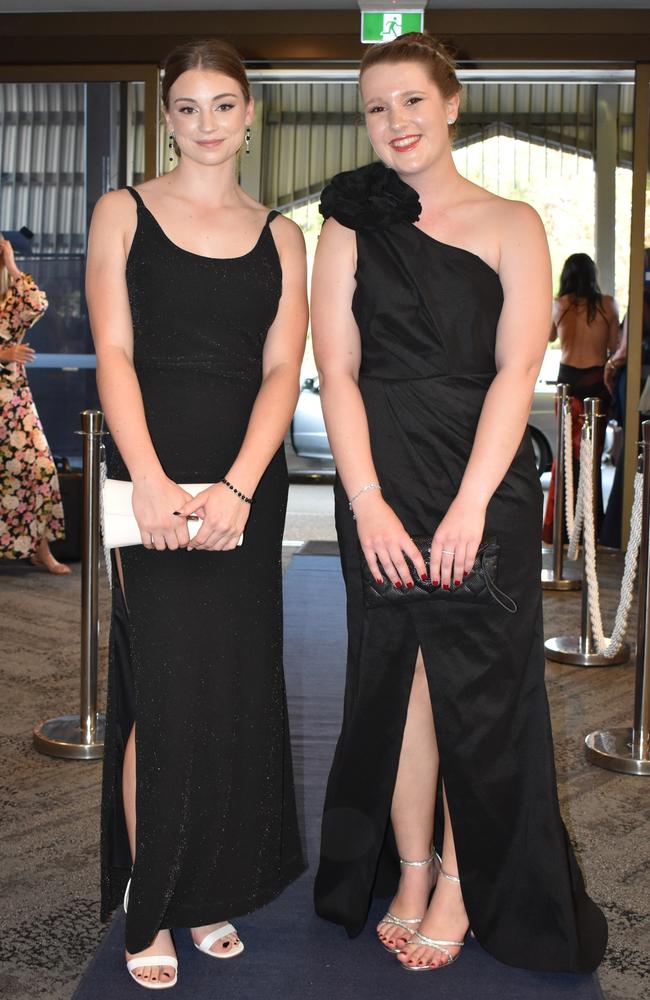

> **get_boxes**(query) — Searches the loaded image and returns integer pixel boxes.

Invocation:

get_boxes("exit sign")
[361,10,424,44]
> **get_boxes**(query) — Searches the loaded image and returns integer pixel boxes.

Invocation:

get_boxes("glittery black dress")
[313,164,607,974]
[100,188,305,954]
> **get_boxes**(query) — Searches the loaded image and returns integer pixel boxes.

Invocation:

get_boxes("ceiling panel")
[0,1,648,11]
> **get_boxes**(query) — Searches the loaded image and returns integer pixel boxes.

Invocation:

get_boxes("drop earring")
[168,131,175,162]
[245,126,251,155]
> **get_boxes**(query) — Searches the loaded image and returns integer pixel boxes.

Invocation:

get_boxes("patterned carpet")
[0,545,648,1000]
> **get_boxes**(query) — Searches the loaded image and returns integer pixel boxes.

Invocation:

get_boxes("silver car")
[291,375,558,475]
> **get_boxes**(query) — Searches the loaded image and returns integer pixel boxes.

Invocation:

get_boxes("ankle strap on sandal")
[399,851,436,868]
[435,851,461,882]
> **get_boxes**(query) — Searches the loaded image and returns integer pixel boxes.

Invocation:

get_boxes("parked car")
[291,374,558,476]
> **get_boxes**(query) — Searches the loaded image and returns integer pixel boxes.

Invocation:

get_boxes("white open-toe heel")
[194,922,244,959]
[126,956,178,990]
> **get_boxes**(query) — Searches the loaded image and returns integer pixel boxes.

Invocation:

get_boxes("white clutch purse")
[101,479,243,549]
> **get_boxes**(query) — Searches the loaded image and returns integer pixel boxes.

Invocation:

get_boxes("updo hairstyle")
[359,31,462,104]
[161,39,251,157]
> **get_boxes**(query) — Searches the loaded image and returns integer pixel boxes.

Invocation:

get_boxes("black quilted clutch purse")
[360,535,517,613]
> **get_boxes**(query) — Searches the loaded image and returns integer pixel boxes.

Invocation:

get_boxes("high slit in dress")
[313,163,607,974]
[100,187,305,954]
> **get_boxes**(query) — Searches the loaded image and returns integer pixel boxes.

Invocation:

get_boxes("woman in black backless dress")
[312,33,607,975]
[86,40,306,989]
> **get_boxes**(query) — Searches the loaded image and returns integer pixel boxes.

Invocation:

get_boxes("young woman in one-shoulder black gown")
[312,33,607,975]
[86,40,306,990]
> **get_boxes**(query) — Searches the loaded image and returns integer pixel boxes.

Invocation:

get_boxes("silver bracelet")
[348,482,382,510]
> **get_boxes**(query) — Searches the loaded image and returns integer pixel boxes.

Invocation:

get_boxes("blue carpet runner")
[73,554,604,1000]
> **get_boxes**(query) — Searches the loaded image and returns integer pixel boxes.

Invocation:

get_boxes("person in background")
[0,233,68,573]
[600,247,650,547]
[542,252,619,542]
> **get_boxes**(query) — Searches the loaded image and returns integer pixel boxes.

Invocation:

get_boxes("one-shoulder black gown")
[101,188,305,954]
[313,164,607,974]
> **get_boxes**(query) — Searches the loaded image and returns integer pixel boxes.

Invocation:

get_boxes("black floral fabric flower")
[319,162,421,230]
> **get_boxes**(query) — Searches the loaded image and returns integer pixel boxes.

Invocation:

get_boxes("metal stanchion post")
[33,410,106,759]
[585,421,650,774]
[542,383,581,591]
[545,397,630,667]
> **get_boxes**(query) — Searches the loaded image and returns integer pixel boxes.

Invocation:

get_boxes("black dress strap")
[267,209,281,223]
[126,185,145,209]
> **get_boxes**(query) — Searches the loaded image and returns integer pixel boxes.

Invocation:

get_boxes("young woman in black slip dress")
[86,39,307,990]
[312,33,607,975]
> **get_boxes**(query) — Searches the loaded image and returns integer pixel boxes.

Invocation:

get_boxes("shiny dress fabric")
[101,188,305,954]
[313,164,607,973]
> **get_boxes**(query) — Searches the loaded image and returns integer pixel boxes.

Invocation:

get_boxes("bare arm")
[429,201,551,585]
[549,298,560,343]
[604,311,627,392]
[226,217,308,495]
[178,216,309,550]
[86,190,190,549]
[312,219,427,587]
[606,297,621,355]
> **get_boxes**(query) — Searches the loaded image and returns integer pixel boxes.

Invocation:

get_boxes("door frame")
[0,63,159,180]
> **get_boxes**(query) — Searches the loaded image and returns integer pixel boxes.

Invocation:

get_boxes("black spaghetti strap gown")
[100,188,305,955]
[313,164,607,974]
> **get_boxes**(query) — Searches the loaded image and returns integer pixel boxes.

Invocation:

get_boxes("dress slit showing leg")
[99,195,305,952]
[315,164,607,973]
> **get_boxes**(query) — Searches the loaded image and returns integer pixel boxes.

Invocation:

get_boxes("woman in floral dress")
[0,234,68,573]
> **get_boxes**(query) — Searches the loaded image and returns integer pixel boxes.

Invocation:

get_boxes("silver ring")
[441,549,455,556]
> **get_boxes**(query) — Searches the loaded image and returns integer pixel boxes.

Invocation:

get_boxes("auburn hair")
[359,31,461,101]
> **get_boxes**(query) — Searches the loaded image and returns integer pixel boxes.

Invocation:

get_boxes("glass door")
[0,65,158,462]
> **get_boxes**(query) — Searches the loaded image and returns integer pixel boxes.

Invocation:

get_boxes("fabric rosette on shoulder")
[319,162,421,230]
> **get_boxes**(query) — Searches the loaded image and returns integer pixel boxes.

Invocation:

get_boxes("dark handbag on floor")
[360,534,517,613]
[50,454,82,562]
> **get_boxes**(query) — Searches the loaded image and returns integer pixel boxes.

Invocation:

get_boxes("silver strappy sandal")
[377,851,438,954]
[400,854,467,971]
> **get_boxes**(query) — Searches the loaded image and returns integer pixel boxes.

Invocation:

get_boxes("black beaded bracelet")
[221,477,253,505]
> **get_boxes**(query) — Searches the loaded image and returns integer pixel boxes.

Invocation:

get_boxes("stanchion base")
[544,636,631,666]
[585,728,650,775]
[541,569,581,591]
[33,714,106,760]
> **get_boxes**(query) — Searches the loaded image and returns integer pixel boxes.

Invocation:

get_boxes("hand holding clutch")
[102,479,243,549]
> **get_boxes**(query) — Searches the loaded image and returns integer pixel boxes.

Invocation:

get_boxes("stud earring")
[447,118,456,125]
[245,126,251,155]
[168,131,176,162]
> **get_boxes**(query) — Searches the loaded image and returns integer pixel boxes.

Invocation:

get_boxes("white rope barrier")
[566,423,644,657]
[564,398,576,541]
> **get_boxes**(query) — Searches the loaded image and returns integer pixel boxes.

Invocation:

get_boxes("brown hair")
[359,31,462,102]
[162,38,250,107]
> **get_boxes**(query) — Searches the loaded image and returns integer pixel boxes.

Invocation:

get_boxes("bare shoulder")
[493,195,545,240]
[317,216,356,250]
[91,187,137,226]
[268,212,306,251]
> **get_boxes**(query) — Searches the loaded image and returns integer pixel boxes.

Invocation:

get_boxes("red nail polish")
[463,571,469,578]
[406,581,414,589]
[443,584,450,590]
[421,573,428,581]
[376,577,383,585]
[394,580,402,588]
[433,579,439,587]
[454,579,461,586]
